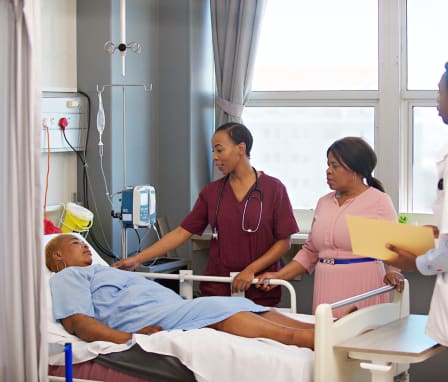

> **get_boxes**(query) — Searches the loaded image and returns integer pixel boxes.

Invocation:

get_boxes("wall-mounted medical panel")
[41,92,89,152]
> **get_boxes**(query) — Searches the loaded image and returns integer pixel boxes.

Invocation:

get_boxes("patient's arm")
[61,313,163,343]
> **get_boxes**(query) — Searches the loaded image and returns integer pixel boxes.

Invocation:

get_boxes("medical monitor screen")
[140,191,149,206]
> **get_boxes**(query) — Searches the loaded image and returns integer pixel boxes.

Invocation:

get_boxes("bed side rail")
[330,285,395,310]
[138,270,297,313]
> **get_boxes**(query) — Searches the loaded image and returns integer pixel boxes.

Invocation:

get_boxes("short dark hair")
[215,122,253,157]
[327,136,385,192]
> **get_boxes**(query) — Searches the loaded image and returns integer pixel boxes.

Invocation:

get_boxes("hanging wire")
[43,120,51,219]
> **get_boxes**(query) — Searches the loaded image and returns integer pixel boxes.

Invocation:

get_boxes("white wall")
[41,152,78,205]
[41,0,79,209]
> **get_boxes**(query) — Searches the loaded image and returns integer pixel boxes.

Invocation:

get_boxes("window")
[252,0,378,91]
[411,107,448,212]
[247,106,374,208]
[405,0,448,211]
[407,0,448,90]
[245,0,447,212]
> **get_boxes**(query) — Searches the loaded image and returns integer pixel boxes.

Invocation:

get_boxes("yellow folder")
[346,215,435,261]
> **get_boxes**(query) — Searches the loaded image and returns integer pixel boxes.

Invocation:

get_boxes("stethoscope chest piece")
[212,167,263,240]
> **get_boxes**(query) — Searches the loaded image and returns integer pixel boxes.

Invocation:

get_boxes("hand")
[423,225,439,239]
[255,272,280,291]
[231,268,255,293]
[384,244,418,272]
[137,325,163,335]
[383,270,405,293]
[112,255,141,271]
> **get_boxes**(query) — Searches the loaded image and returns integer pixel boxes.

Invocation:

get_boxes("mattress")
[49,344,197,382]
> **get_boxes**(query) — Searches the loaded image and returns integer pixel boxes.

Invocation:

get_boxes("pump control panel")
[121,185,156,229]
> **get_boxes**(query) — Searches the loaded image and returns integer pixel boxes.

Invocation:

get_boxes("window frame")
[246,0,438,213]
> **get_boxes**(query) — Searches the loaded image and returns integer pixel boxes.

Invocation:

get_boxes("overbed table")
[334,314,445,382]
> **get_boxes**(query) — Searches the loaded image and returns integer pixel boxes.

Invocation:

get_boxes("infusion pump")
[120,185,156,229]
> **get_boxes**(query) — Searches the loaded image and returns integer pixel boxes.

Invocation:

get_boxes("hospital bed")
[45,233,443,382]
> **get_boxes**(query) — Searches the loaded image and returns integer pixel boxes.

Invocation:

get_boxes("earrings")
[56,261,67,273]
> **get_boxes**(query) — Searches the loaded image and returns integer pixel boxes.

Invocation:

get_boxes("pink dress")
[294,187,397,317]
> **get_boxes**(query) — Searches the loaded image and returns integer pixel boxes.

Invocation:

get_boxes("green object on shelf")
[398,215,408,224]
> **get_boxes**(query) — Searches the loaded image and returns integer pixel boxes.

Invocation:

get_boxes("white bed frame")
[139,272,444,382]
[315,282,409,382]
[139,269,298,312]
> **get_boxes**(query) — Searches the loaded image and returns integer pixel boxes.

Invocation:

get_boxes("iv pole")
[96,83,152,260]
[97,0,153,260]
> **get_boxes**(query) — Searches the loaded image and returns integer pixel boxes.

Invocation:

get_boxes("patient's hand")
[137,325,163,335]
[383,270,405,292]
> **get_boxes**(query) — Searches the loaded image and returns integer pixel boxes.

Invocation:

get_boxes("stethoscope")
[211,167,263,240]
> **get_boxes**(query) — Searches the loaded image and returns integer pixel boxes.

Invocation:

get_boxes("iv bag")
[97,92,105,143]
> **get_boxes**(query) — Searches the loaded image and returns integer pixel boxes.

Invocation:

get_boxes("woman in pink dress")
[258,137,404,317]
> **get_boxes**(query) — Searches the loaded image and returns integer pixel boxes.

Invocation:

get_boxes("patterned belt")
[319,257,377,265]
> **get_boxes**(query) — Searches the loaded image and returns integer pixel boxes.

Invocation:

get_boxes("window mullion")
[376,0,402,209]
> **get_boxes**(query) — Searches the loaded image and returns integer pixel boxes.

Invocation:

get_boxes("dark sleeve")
[273,180,299,239]
[180,188,211,236]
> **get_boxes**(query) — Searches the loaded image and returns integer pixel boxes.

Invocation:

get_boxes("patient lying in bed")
[46,233,315,349]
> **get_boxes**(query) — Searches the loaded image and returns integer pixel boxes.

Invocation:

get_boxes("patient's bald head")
[45,234,93,272]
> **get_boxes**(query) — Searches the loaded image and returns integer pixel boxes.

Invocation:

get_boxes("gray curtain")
[0,0,47,381]
[210,0,266,126]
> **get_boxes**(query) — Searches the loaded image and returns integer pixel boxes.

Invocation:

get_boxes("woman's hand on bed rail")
[383,270,405,293]
[255,272,280,291]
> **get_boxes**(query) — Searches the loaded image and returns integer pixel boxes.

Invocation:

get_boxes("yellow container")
[61,203,94,233]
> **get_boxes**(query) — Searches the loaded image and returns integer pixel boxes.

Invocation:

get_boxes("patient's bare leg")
[257,310,314,329]
[208,312,314,350]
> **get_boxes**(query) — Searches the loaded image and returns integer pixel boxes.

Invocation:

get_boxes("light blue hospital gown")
[50,264,269,333]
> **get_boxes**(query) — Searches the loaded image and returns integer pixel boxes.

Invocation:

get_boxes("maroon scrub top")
[181,172,299,306]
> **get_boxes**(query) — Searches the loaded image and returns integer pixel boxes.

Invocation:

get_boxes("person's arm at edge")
[375,191,404,280]
[383,244,418,272]
[386,233,448,275]
[61,314,162,344]
[112,226,192,270]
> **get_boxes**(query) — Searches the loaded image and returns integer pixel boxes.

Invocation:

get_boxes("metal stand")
[96,83,152,259]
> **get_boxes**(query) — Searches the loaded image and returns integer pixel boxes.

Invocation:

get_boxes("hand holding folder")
[346,215,435,261]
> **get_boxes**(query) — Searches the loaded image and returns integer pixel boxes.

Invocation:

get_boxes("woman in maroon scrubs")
[114,122,298,306]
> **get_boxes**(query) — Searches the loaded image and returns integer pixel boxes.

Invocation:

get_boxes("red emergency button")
[58,117,69,130]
